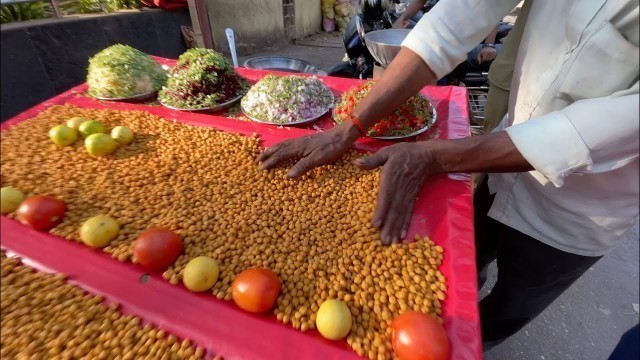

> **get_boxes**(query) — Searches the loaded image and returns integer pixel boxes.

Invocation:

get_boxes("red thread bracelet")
[349,115,367,136]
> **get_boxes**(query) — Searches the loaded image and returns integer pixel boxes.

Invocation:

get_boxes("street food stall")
[0,46,481,360]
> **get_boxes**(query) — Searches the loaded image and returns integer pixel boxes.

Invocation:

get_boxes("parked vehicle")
[329,0,512,81]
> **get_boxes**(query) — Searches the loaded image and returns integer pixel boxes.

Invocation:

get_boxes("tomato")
[16,195,66,231]
[231,268,281,313]
[133,228,183,272]
[391,311,449,360]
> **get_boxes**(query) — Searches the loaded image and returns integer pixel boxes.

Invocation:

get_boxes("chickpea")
[1,105,449,359]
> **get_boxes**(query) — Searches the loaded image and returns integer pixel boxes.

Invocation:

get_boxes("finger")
[477,52,483,64]
[256,142,284,164]
[287,154,322,178]
[381,195,411,244]
[259,145,299,171]
[399,197,416,241]
[354,150,389,170]
[371,164,395,231]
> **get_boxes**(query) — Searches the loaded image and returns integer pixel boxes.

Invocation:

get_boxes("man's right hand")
[256,123,361,178]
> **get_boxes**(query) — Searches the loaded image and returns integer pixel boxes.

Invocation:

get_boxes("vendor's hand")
[477,46,497,64]
[392,19,408,29]
[256,124,360,178]
[355,142,439,245]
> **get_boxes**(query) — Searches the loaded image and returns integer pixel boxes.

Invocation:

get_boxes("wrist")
[336,121,362,144]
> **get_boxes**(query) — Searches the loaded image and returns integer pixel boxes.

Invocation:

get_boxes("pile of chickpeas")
[1,105,446,359]
[0,252,213,359]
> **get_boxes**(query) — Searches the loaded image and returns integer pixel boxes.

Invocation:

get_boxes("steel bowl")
[90,90,158,102]
[243,56,318,74]
[158,94,243,112]
[332,106,437,140]
[364,29,411,68]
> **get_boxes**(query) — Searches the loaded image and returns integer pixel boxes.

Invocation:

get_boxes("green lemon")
[66,116,91,130]
[78,120,107,138]
[111,126,135,145]
[183,256,220,292]
[49,125,78,146]
[316,299,352,340]
[84,133,118,156]
[79,215,120,248]
[1,187,25,214]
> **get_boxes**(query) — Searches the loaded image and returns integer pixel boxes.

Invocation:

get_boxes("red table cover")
[0,59,481,360]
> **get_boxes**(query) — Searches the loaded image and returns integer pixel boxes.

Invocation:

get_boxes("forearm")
[399,0,425,21]
[484,24,499,44]
[346,48,436,136]
[427,131,533,174]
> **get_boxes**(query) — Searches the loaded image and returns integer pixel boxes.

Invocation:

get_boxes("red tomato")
[133,228,183,272]
[231,268,281,313]
[16,195,66,231]
[391,311,449,360]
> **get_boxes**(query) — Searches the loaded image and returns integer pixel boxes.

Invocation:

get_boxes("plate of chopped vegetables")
[333,81,436,139]
[240,75,334,126]
[86,44,167,101]
[158,48,249,111]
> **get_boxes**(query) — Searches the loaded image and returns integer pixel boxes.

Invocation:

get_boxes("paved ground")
[244,31,640,359]
[482,226,639,360]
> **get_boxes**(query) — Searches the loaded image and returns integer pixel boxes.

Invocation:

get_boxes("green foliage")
[0,0,140,23]
[1,1,53,24]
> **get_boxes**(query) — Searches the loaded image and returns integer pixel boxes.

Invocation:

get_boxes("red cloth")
[0,59,481,360]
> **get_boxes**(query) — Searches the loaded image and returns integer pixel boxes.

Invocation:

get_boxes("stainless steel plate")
[158,94,243,112]
[332,106,437,140]
[243,56,318,74]
[241,92,334,126]
[90,90,158,102]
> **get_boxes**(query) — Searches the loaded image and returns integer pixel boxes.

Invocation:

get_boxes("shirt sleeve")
[401,0,521,79]
[506,82,640,186]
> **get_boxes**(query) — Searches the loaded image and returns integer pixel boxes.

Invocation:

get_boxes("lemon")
[78,120,107,138]
[1,187,25,214]
[84,133,118,156]
[111,126,135,145]
[79,215,119,248]
[67,117,91,130]
[183,256,220,292]
[316,299,352,340]
[49,125,78,146]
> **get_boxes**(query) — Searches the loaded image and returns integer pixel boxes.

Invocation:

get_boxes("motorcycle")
[328,0,513,82]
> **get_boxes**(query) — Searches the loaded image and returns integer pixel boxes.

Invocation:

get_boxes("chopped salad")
[334,81,435,137]
[241,75,334,124]
[86,44,167,99]
[158,48,249,109]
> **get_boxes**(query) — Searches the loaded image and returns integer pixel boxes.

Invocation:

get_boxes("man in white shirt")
[258,0,639,347]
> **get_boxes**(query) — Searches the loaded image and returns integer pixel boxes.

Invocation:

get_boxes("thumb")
[354,151,388,170]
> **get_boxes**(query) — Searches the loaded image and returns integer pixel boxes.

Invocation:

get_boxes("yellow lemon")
[183,256,220,292]
[1,187,25,214]
[316,299,352,340]
[49,125,78,146]
[66,117,91,130]
[84,133,118,156]
[78,120,107,138]
[79,215,119,248]
[111,126,135,145]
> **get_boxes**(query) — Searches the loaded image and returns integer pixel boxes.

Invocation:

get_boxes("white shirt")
[403,0,639,256]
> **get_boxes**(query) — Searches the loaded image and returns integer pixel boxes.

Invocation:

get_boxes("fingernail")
[400,230,407,239]
[372,220,381,228]
[392,236,398,244]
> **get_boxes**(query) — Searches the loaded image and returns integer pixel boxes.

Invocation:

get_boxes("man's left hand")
[477,46,497,64]
[355,142,439,245]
